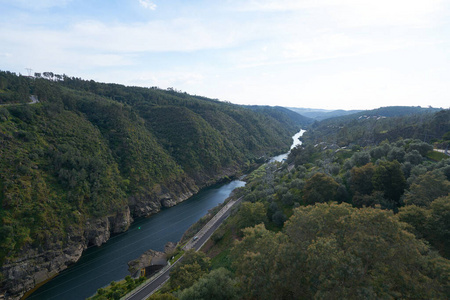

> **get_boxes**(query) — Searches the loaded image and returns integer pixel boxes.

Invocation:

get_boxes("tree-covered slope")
[159,131,450,300]
[246,105,313,127]
[0,71,304,298]
[303,106,449,147]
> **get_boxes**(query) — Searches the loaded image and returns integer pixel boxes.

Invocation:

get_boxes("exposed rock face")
[164,242,176,254]
[84,217,111,247]
[0,227,85,300]
[127,249,166,277]
[0,172,234,299]
[111,205,133,234]
[130,178,199,218]
[128,241,176,277]
[0,206,133,300]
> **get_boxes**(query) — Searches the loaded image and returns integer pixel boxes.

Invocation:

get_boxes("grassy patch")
[427,151,448,161]
[246,164,268,181]
[89,276,146,300]
[205,223,239,271]
[168,249,184,265]
[210,248,233,270]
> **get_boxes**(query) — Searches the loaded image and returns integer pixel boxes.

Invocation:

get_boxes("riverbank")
[25,180,245,300]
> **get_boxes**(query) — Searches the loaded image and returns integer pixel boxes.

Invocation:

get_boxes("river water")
[28,181,245,300]
[28,129,304,300]
[270,129,305,163]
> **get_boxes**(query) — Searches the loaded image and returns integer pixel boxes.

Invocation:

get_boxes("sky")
[0,0,449,110]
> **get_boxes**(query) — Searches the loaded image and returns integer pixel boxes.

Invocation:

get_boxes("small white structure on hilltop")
[25,68,34,78]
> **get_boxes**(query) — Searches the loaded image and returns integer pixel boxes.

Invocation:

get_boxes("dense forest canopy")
[147,107,450,300]
[1,70,450,299]
[0,70,308,292]
[302,106,449,147]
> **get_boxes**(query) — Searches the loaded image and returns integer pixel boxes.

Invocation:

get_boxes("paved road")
[0,95,39,106]
[125,198,242,300]
[434,149,449,156]
[29,95,39,104]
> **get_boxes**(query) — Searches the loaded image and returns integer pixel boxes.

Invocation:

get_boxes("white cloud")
[0,0,448,109]
[96,70,205,90]
[273,65,450,110]
[282,34,409,62]
[233,0,444,27]
[0,17,246,62]
[139,0,157,10]
[330,0,444,28]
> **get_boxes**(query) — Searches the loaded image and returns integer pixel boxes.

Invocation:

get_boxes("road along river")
[27,129,304,300]
[27,181,245,300]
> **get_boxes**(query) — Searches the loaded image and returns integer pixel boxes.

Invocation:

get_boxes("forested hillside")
[153,113,450,299]
[303,106,449,147]
[0,71,307,298]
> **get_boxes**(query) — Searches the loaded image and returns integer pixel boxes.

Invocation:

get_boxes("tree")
[352,191,385,208]
[302,173,339,205]
[170,262,204,290]
[405,149,423,165]
[169,250,210,290]
[350,163,375,196]
[372,160,406,209]
[231,203,450,299]
[403,171,450,207]
[272,210,287,227]
[350,151,370,167]
[148,294,178,300]
[43,71,54,80]
[232,224,291,300]
[283,203,450,299]
[397,204,430,239]
[428,195,450,258]
[178,268,240,300]
[407,141,433,156]
[235,202,267,231]
[399,195,450,258]
[387,147,406,162]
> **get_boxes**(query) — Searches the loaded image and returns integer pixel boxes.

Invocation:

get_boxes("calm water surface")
[28,180,245,300]
[270,129,305,163]
[28,129,304,299]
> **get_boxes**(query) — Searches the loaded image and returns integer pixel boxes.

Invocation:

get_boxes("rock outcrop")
[0,206,133,300]
[127,242,176,277]
[129,178,199,218]
[0,227,85,300]
[0,173,232,299]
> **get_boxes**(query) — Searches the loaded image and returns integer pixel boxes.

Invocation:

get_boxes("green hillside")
[159,121,450,300]
[0,70,306,293]
[303,106,449,147]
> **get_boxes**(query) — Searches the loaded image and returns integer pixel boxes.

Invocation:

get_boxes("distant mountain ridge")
[302,106,449,147]
[245,105,314,126]
[286,107,362,121]
[288,105,442,122]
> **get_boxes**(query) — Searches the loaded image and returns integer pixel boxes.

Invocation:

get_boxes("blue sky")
[1,0,449,110]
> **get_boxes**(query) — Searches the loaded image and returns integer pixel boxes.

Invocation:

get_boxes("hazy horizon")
[1,0,449,110]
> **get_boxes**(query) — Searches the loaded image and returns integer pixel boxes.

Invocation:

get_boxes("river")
[28,181,245,300]
[28,129,304,300]
[270,129,305,163]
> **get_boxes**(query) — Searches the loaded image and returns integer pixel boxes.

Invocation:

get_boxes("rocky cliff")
[0,173,220,299]
[0,207,133,300]
[0,71,305,299]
